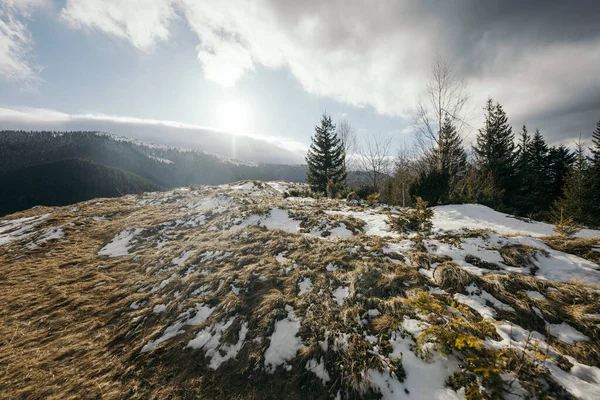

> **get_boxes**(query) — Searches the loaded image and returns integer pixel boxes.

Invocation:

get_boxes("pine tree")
[591,119,600,161]
[417,115,467,204]
[550,207,580,238]
[513,125,532,213]
[522,129,552,215]
[410,168,449,206]
[440,115,467,202]
[515,125,531,175]
[589,118,600,225]
[473,98,515,208]
[547,145,574,208]
[554,140,592,225]
[306,113,347,194]
[438,115,468,179]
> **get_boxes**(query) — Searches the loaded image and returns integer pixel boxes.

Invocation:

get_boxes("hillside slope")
[0,158,161,216]
[0,130,307,215]
[1,182,599,399]
[0,130,307,187]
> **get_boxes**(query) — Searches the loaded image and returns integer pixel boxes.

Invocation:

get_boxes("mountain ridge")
[0,130,308,215]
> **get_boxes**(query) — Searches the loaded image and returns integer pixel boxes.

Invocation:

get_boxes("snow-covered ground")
[433,204,600,238]
[1,180,599,399]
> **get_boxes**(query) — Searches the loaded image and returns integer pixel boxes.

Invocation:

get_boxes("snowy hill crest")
[1,181,600,399]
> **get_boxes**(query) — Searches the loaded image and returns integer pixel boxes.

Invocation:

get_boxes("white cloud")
[9,0,599,143]
[60,0,176,51]
[1,0,48,11]
[0,0,48,83]
[58,0,430,116]
[0,106,307,164]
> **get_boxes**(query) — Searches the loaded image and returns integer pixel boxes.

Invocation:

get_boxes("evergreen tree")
[591,118,600,162]
[306,113,347,193]
[513,125,532,212]
[473,98,515,208]
[410,168,449,206]
[522,129,552,215]
[589,119,600,225]
[438,114,468,180]
[547,145,574,207]
[413,115,467,205]
[515,125,531,175]
[554,140,592,225]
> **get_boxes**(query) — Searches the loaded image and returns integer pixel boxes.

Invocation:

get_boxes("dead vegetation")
[545,236,600,265]
[0,182,599,399]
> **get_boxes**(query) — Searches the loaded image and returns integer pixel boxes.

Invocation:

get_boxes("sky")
[0,0,599,164]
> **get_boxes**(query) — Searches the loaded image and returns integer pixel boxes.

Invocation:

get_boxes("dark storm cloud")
[259,0,600,142]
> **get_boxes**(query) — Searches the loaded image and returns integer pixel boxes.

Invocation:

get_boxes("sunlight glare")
[216,99,252,135]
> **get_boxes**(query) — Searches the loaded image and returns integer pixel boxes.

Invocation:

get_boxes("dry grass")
[1,184,600,399]
[545,236,600,265]
[0,207,150,399]
[433,262,475,292]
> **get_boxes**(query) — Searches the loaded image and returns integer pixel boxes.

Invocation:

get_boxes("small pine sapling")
[392,196,434,234]
[551,207,580,238]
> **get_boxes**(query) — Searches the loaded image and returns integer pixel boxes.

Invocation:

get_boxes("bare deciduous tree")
[357,134,393,192]
[415,56,471,166]
[336,119,357,171]
[391,146,419,207]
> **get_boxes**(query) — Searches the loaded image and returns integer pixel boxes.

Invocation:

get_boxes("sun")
[216,99,252,134]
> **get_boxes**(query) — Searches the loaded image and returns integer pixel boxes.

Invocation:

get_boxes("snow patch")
[0,213,51,246]
[305,357,331,384]
[188,317,248,369]
[298,278,313,296]
[332,286,349,306]
[98,228,143,257]
[546,322,590,345]
[153,304,167,313]
[264,306,304,373]
[327,210,398,238]
[525,290,545,300]
[172,249,194,266]
[433,204,599,238]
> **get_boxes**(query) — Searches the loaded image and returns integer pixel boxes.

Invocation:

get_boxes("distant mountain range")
[0,131,307,216]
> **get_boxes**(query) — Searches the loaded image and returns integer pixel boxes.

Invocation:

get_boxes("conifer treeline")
[391,100,600,227]
[305,102,600,228]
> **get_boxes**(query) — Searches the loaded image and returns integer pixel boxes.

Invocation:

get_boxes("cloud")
[56,1,599,137]
[0,0,48,83]
[60,0,176,51]
[2,0,593,144]
[0,106,307,164]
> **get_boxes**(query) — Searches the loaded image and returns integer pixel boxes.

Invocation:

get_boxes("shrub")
[366,192,380,205]
[326,179,345,199]
[288,188,315,198]
[354,185,377,200]
[346,191,360,204]
[407,291,555,399]
[391,197,433,234]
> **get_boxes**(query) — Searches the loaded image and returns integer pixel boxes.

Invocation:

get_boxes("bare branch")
[337,119,358,171]
[414,56,472,155]
[357,134,393,191]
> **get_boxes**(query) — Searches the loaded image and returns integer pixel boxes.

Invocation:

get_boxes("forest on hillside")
[305,59,600,229]
[0,158,161,216]
[0,131,307,216]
